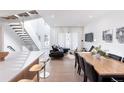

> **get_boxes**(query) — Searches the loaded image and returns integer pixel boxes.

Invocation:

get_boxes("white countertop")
[0,51,45,82]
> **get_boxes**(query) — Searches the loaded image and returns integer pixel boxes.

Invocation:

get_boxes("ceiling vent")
[28,10,38,15]
[1,10,39,20]
[18,12,29,17]
[1,15,18,20]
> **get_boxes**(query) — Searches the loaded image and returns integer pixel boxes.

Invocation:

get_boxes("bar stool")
[18,64,43,82]
[39,58,50,79]
[29,64,43,82]
[18,79,34,82]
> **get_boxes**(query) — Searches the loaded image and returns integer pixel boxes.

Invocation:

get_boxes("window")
[57,29,79,50]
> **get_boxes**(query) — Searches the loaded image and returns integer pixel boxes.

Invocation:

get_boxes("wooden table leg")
[98,76,103,82]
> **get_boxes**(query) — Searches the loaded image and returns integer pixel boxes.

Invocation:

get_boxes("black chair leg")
[75,61,77,68]
[84,75,87,82]
[79,68,81,75]
[77,67,79,74]
[77,66,81,75]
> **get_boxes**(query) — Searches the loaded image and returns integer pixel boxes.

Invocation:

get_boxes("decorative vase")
[95,53,101,59]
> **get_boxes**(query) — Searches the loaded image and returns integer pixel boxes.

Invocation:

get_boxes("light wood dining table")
[78,52,124,81]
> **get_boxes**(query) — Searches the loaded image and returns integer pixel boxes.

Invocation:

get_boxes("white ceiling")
[0,10,124,27]
[37,10,113,27]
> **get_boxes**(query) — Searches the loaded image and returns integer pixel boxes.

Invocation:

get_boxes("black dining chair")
[83,61,115,82]
[108,53,122,61]
[122,58,124,62]
[108,54,123,82]
[89,45,95,52]
[74,52,81,75]
[78,55,86,82]
[84,61,98,82]
[74,52,78,68]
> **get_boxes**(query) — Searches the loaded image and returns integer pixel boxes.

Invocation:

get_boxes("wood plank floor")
[40,54,83,82]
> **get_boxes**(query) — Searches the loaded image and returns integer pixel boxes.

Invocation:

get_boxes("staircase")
[9,22,40,51]
[1,10,42,51]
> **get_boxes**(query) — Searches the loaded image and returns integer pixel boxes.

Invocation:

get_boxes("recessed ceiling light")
[89,15,93,18]
[51,14,55,18]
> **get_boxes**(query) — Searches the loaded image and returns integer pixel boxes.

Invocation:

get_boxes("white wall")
[24,21,41,50]
[38,23,50,49]
[24,18,50,50]
[51,26,83,50]
[83,14,124,56]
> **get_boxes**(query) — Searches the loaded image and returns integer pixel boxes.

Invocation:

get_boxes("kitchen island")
[0,51,45,82]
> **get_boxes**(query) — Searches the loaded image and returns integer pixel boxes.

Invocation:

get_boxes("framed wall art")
[116,27,124,44]
[102,29,113,43]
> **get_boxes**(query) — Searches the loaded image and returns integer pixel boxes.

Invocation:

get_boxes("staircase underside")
[9,22,39,51]
[2,10,41,51]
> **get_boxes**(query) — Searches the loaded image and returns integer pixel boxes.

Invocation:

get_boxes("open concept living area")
[0,10,124,82]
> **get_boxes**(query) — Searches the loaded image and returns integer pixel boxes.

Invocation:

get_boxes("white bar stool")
[39,58,50,79]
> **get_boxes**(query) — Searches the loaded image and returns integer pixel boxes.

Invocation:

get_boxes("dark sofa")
[49,45,70,58]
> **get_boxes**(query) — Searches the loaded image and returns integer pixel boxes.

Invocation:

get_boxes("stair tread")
[12,27,22,29]
[10,25,21,26]
[9,20,39,50]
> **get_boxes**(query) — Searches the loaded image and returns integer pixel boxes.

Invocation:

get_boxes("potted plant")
[91,45,108,59]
